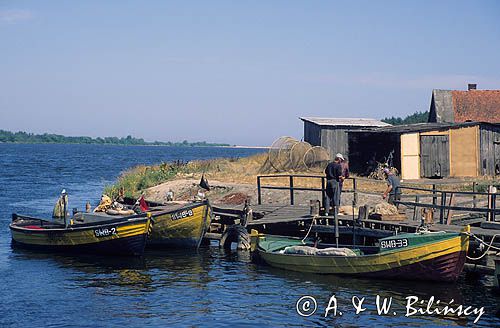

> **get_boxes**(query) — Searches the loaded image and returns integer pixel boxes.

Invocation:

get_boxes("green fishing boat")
[251,226,470,282]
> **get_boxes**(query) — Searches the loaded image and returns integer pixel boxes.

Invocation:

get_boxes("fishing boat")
[146,200,212,248]
[10,212,151,256]
[251,226,470,282]
[119,198,212,248]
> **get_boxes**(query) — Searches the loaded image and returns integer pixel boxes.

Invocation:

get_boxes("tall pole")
[257,176,262,205]
[63,194,67,228]
[352,200,356,246]
[334,206,339,248]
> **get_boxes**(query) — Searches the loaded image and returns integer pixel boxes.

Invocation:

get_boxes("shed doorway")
[420,135,450,178]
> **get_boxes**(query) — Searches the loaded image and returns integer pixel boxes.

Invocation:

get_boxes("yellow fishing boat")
[146,200,212,248]
[251,226,470,282]
[10,213,151,256]
[98,197,212,248]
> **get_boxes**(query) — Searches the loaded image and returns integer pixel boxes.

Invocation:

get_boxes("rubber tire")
[220,224,251,250]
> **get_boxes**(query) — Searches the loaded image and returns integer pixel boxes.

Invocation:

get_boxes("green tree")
[382,111,429,125]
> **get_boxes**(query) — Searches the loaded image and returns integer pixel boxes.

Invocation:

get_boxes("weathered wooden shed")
[348,122,500,180]
[300,117,390,159]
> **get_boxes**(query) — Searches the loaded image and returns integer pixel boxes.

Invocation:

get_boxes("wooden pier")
[212,203,500,243]
[206,174,500,275]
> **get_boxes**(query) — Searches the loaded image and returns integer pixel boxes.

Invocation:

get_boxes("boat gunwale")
[10,200,209,233]
[147,200,209,218]
[10,215,150,233]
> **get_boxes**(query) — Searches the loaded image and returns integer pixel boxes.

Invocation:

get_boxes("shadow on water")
[6,245,500,327]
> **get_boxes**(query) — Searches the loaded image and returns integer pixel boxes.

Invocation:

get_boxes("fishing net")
[263,137,330,173]
[268,136,298,171]
[303,146,330,171]
[289,141,311,170]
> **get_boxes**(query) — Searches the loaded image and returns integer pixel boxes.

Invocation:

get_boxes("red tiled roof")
[452,90,500,123]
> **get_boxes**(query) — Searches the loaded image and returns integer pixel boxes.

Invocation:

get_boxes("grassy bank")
[104,153,270,198]
[104,152,500,201]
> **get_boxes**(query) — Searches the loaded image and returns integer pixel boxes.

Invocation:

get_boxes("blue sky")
[1,1,499,145]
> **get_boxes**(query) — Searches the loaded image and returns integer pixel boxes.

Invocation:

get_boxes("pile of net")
[280,246,357,257]
[93,194,135,215]
[93,194,112,212]
[371,202,398,215]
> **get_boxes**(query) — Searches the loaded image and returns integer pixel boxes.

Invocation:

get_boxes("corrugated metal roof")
[348,121,500,134]
[299,117,391,127]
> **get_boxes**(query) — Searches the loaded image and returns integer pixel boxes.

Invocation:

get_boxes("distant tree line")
[0,130,230,147]
[382,111,429,125]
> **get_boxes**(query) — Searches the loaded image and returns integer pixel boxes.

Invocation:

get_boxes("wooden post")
[353,178,358,206]
[352,199,356,246]
[439,192,446,224]
[257,176,262,205]
[492,193,497,222]
[472,182,477,208]
[432,184,437,206]
[358,205,366,221]
[334,207,339,248]
[309,200,320,216]
[412,195,420,221]
[321,177,326,209]
[446,193,455,225]
[289,175,294,205]
[487,185,497,221]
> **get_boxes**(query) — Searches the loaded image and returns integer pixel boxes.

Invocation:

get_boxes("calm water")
[0,144,498,327]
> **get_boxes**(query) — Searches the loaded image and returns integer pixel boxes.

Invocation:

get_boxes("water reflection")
[251,257,500,327]
[6,244,500,327]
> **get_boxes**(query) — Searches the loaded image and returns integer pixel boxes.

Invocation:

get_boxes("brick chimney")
[468,83,477,91]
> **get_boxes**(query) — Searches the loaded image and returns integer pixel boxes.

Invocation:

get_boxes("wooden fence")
[256,174,499,224]
[256,174,358,206]
[396,185,499,224]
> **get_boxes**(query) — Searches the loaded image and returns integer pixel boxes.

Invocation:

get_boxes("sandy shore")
[143,177,384,209]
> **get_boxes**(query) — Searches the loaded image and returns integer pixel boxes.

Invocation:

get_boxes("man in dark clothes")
[383,168,401,207]
[324,155,344,215]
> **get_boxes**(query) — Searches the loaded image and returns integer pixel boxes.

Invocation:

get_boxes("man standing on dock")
[325,155,344,215]
[383,168,401,207]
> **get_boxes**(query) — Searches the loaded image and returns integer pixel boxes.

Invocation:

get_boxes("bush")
[104,162,182,198]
